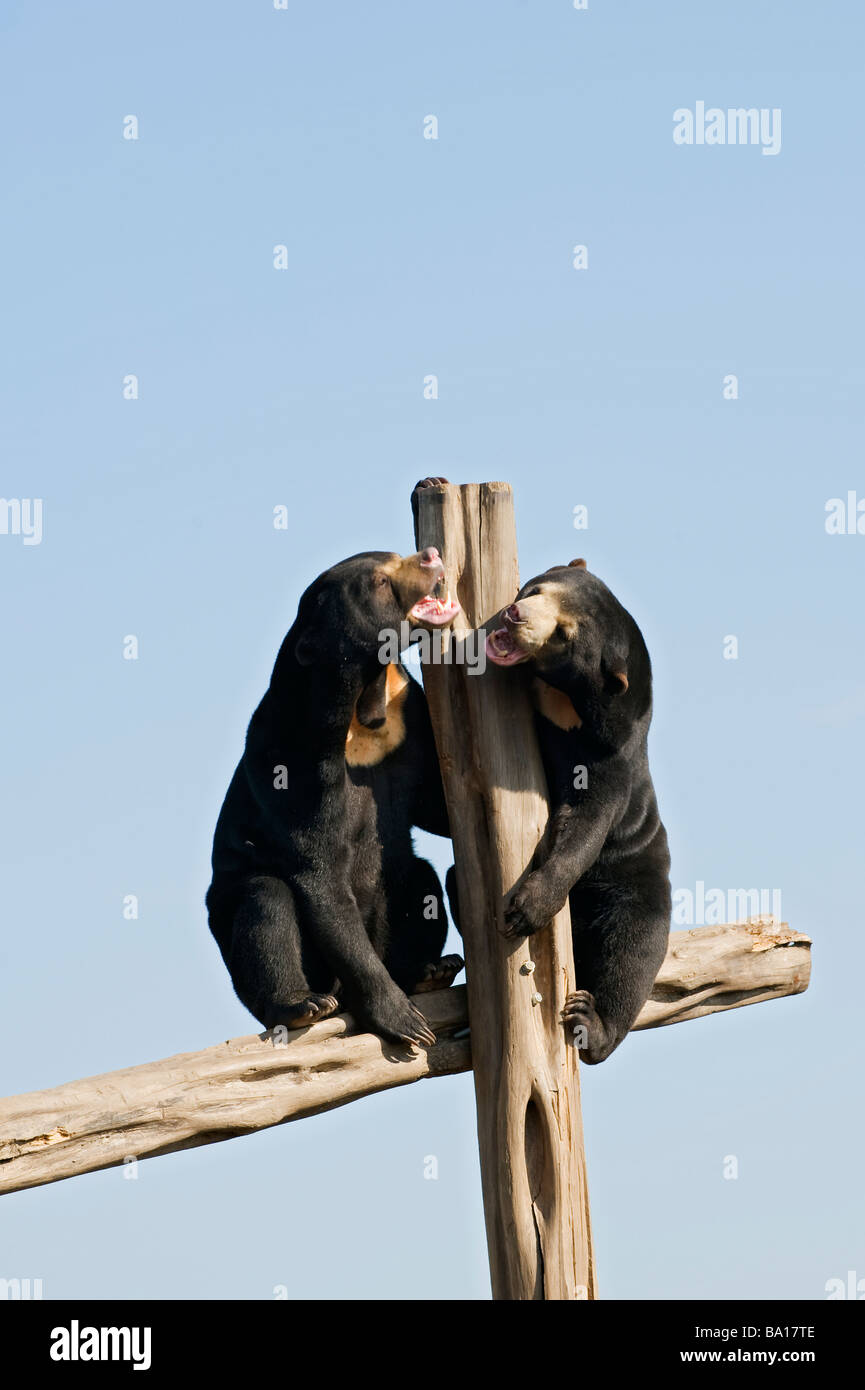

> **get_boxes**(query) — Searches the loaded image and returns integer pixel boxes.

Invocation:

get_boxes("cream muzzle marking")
[379,551,461,628]
[486,585,578,666]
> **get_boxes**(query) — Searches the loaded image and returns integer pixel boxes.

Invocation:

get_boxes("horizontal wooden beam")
[633,917,811,1029]
[0,918,809,1197]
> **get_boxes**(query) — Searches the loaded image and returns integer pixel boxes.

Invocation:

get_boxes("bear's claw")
[414,953,465,993]
[561,990,615,1064]
[276,993,341,1028]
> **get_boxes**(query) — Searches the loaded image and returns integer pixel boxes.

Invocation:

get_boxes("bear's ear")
[294,630,318,666]
[568,558,587,569]
[601,651,629,696]
[355,668,388,728]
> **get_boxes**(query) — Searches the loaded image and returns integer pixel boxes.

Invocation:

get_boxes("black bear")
[206,548,461,1046]
[485,559,671,1063]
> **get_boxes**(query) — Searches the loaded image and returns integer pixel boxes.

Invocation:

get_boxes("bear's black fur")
[343,656,463,996]
[486,559,671,1064]
[206,549,461,1046]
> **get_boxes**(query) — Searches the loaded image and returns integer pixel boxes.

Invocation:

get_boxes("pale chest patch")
[531,676,582,731]
[345,664,410,766]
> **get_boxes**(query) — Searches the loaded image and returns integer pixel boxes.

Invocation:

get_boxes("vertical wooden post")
[415,481,596,1301]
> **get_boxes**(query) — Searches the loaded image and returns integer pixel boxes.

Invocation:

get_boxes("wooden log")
[0,920,809,1198]
[0,986,471,1199]
[414,481,593,1300]
[635,917,811,1029]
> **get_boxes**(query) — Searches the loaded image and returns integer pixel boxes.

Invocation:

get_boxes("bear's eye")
[373,573,391,590]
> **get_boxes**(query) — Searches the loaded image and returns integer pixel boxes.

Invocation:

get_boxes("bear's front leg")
[501,871,566,938]
[503,767,628,937]
[293,873,437,1048]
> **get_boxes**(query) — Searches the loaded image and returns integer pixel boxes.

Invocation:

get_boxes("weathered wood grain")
[0,919,809,1198]
[415,481,594,1300]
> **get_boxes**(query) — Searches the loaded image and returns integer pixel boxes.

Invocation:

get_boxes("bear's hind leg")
[444,863,461,937]
[565,877,669,1064]
[229,875,340,1030]
[384,856,460,995]
[414,954,465,993]
[561,989,615,1064]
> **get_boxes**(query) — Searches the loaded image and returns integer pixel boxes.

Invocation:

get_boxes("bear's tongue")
[485,627,526,666]
[409,575,461,627]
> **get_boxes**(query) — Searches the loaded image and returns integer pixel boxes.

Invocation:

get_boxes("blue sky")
[1,0,862,1299]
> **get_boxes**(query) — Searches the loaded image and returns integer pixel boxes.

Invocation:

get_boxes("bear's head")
[292,549,460,676]
[485,560,650,743]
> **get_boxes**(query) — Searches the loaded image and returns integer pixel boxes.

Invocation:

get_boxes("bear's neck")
[537,674,634,758]
[260,623,374,752]
[271,664,365,740]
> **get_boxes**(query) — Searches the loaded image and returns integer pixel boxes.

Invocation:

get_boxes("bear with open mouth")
[486,559,671,1064]
[206,547,461,1047]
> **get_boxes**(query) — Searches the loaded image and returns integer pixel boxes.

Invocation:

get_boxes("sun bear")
[206,548,461,1046]
[485,559,671,1063]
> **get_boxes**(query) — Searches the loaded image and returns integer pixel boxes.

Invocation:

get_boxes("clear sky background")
[1,0,862,1300]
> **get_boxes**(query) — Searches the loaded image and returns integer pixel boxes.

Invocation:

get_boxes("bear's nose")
[504,603,521,623]
[419,547,441,566]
